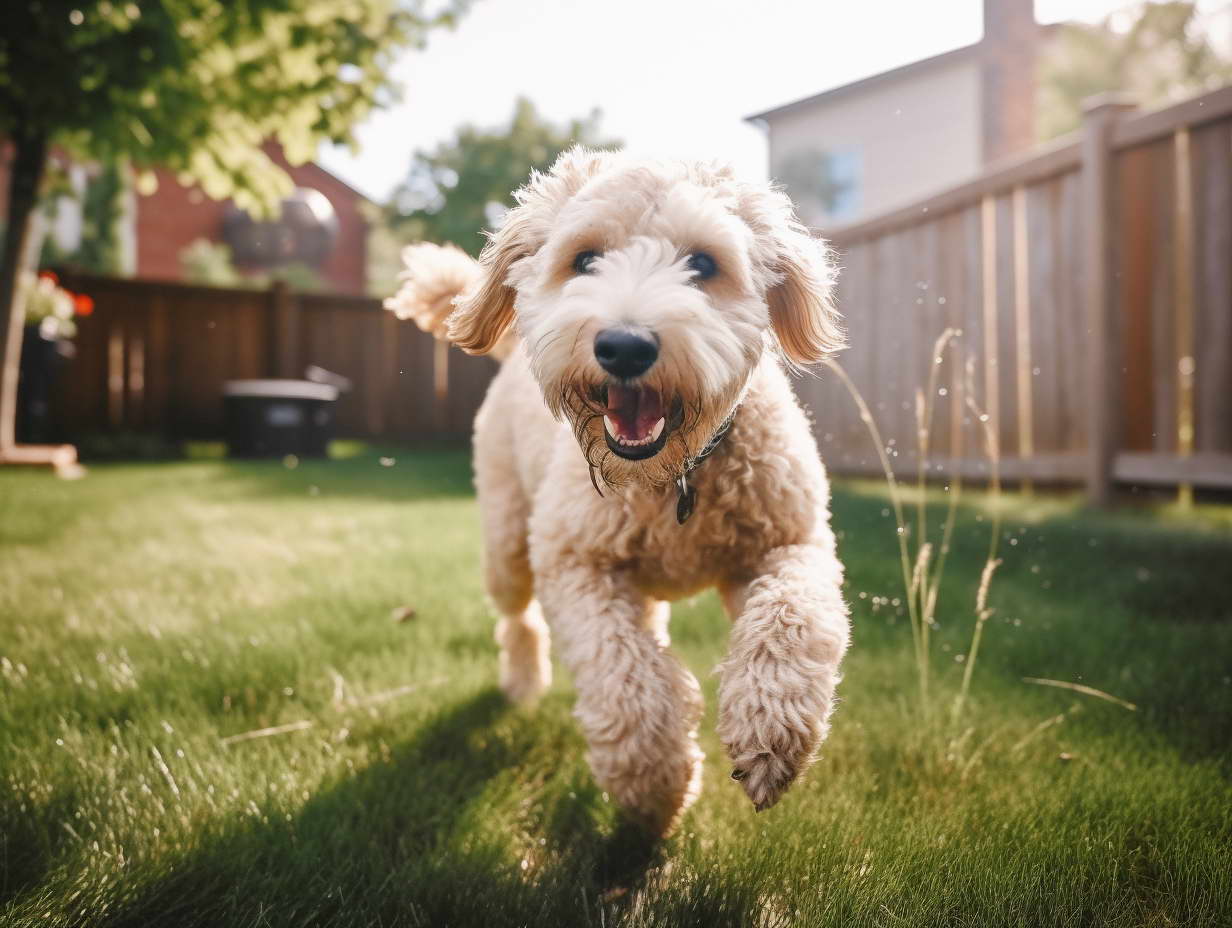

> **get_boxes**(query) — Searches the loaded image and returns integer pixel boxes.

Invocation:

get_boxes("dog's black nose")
[594,329,658,379]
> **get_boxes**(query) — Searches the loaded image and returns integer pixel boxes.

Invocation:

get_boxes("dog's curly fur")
[386,148,851,836]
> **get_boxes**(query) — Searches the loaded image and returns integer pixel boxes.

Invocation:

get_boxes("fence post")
[270,281,301,379]
[1080,93,1136,505]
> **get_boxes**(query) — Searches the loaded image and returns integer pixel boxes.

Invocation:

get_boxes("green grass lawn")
[2,446,1230,927]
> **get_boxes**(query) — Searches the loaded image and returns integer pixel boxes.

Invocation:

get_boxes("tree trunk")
[0,127,49,452]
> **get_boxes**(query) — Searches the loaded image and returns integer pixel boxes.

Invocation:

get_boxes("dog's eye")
[573,250,600,275]
[686,252,718,281]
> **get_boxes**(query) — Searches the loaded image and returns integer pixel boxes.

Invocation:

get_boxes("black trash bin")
[223,379,339,458]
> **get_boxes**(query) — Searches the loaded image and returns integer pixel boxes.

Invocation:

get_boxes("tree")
[1038,1,1232,140]
[0,0,467,460]
[387,98,620,257]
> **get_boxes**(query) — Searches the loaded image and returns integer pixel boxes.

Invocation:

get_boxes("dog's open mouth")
[602,384,674,460]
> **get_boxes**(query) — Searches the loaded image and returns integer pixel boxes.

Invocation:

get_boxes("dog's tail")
[384,242,516,361]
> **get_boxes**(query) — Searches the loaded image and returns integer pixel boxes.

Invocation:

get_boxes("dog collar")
[675,408,737,525]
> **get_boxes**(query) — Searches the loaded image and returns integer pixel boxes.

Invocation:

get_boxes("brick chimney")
[981,0,1039,163]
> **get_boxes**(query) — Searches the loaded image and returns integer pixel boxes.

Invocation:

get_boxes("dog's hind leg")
[645,600,671,648]
[477,469,551,706]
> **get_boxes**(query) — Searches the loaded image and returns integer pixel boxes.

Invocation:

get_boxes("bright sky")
[316,0,1214,202]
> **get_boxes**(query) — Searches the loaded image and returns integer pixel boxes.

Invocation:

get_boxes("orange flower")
[39,270,59,285]
[74,293,94,316]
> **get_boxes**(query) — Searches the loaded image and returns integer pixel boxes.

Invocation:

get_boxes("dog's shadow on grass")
[0,785,83,909]
[91,689,694,928]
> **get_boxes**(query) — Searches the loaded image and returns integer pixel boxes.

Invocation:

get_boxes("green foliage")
[388,98,620,256]
[0,0,470,214]
[363,200,411,297]
[266,262,325,293]
[179,238,245,287]
[38,158,130,275]
[179,238,324,292]
[69,158,128,274]
[0,450,1230,926]
[1038,1,1232,139]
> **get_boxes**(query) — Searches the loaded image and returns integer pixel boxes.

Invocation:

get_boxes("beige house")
[747,0,1052,228]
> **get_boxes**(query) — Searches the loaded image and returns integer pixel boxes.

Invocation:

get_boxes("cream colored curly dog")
[386,148,850,836]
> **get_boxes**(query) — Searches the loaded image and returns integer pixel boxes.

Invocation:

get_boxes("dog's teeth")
[605,414,665,447]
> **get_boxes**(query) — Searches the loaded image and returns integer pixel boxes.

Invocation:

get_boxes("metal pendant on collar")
[674,407,737,525]
[676,475,696,525]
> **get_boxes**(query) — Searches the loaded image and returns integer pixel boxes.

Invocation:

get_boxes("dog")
[386,148,850,837]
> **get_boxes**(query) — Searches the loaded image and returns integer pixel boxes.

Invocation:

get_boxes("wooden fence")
[51,85,1232,497]
[797,85,1232,498]
[51,274,497,443]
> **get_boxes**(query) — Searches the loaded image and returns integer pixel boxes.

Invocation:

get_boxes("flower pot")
[16,324,75,444]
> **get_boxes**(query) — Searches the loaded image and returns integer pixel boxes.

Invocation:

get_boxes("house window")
[823,149,862,223]
[774,146,864,225]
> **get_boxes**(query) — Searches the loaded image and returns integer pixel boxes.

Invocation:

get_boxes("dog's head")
[448,148,844,488]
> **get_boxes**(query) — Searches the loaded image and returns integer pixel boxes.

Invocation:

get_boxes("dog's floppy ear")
[740,184,846,365]
[447,206,535,355]
[767,220,846,365]
[449,147,618,355]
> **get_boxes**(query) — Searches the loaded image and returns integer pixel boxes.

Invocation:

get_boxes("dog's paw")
[499,670,548,705]
[718,689,825,812]
[495,613,551,704]
[589,739,704,838]
[728,750,801,812]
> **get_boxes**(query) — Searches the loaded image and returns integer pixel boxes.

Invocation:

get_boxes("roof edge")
[745,43,979,124]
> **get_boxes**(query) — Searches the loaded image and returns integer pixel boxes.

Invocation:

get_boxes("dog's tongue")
[605,385,664,441]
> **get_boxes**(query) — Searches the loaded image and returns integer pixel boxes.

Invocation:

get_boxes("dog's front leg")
[717,543,849,811]
[536,562,703,836]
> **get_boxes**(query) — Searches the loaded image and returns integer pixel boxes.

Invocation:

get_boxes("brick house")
[135,142,369,294]
[1,141,369,294]
[747,0,1055,227]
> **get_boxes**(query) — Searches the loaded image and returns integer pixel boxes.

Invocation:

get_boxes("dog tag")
[676,477,696,525]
